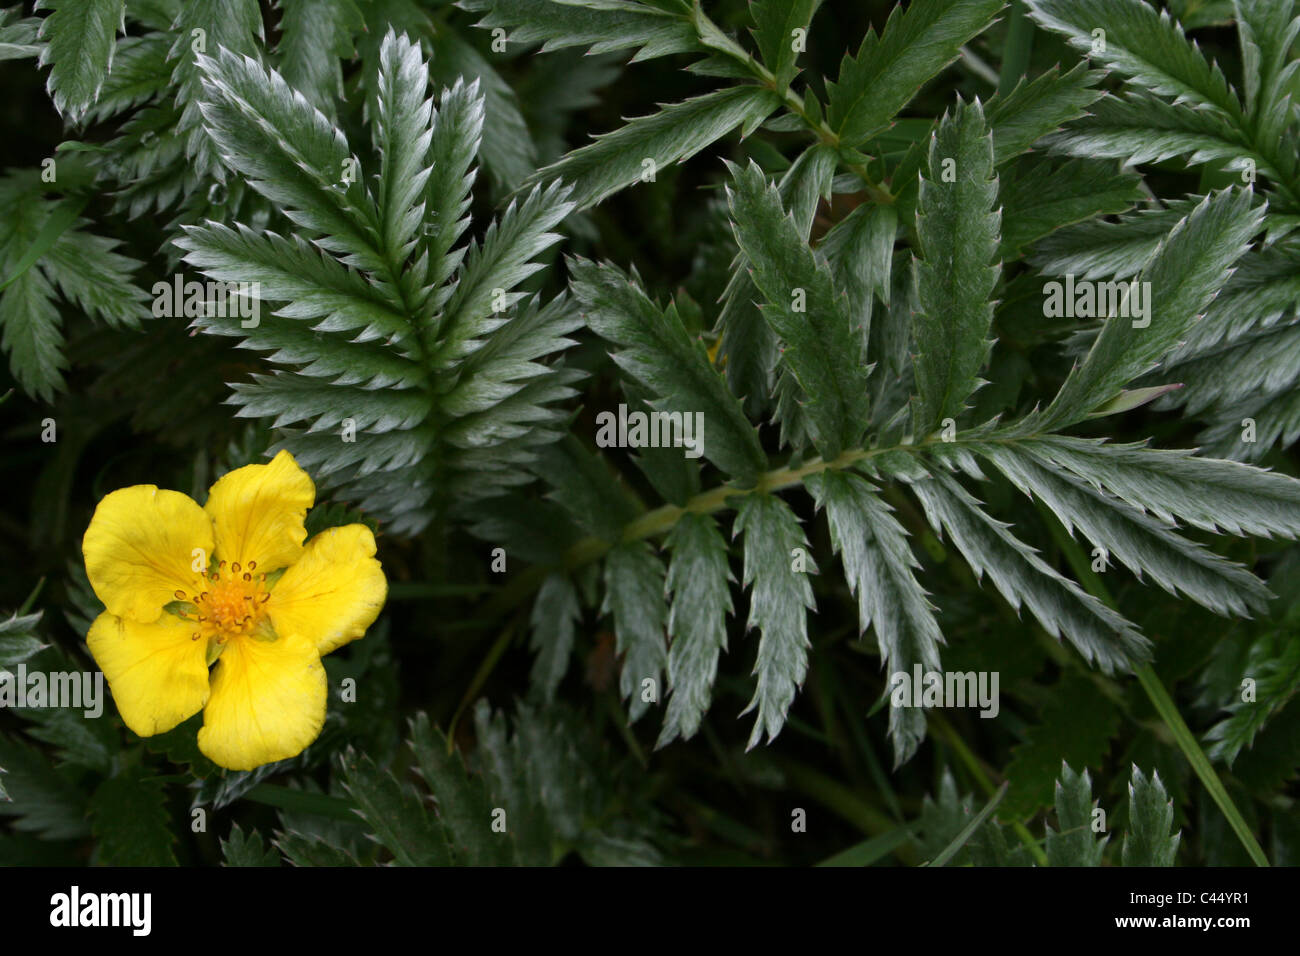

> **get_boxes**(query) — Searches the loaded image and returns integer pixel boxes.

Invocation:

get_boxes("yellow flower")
[81,450,387,771]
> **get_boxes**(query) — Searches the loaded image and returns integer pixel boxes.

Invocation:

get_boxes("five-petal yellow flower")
[81,450,386,771]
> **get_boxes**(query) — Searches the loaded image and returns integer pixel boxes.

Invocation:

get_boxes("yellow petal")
[204,449,315,572]
[87,611,210,737]
[197,631,327,771]
[268,524,387,656]
[83,485,213,623]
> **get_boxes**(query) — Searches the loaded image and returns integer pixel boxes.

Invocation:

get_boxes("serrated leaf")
[571,257,766,483]
[1026,0,1240,116]
[89,768,176,865]
[1047,763,1108,866]
[461,0,700,62]
[983,62,1103,163]
[808,469,942,765]
[1022,435,1300,539]
[976,440,1271,617]
[196,45,382,272]
[826,0,1005,147]
[911,471,1150,673]
[734,493,816,748]
[0,611,46,666]
[659,511,734,746]
[1204,632,1300,765]
[999,158,1144,257]
[529,573,580,702]
[727,160,871,458]
[1122,765,1181,865]
[340,749,452,865]
[751,0,822,87]
[409,713,517,865]
[221,823,283,866]
[602,541,668,722]
[529,86,778,210]
[36,0,124,121]
[1036,188,1264,428]
[274,0,363,115]
[0,733,88,838]
[1002,674,1119,819]
[912,98,1000,437]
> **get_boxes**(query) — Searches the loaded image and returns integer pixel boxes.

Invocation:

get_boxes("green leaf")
[428,26,536,190]
[1030,198,1199,280]
[1236,0,1300,140]
[726,160,871,459]
[735,493,816,748]
[0,7,42,60]
[571,257,766,483]
[975,440,1271,617]
[1042,93,1284,185]
[602,541,669,722]
[434,180,574,368]
[529,86,778,210]
[751,0,822,87]
[89,768,176,865]
[820,200,896,355]
[1036,188,1264,429]
[826,0,1005,147]
[808,469,941,765]
[461,0,700,62]
[1021,435,1300,539]
[999,158,1144,258]
[911,471,1150,673]
[1002,673,1120,820]
[983,62,1103,164]
[0,733,88,838]
[1122,765,1181,866]
[532,434,638,541]
[35,0,124,121]
[529,573,580,703]
[409,714,517,865]
[1204,632,1300,765]
[659,511,734,746]
[0,611,46,666]
[911,98,1000,437]
[221,823,283,866]
[274,0,363,115]
[1025,0,1240,115]
[1046,763,1108,866]
[169,0,264,169]
[374,30,435,273]
[339,748,452,865]
[196,45,382,273]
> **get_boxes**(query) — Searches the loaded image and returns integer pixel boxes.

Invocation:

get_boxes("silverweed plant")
[0,0,1298,870]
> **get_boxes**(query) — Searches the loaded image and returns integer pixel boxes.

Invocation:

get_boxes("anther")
[173,589,186,600]
[243,572,252,582]
[232,562,241,573]
[248,561,257,570]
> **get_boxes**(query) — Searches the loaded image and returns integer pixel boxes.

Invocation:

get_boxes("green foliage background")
[0,0,1298,866]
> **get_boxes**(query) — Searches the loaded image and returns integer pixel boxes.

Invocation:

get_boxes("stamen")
[173,589,186,600]
[242,572,252,582]
[232,562,241,573]
[248,561,257,570]
[191,632,200,641]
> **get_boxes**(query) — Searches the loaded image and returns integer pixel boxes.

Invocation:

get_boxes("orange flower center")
[174,560,271,644]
